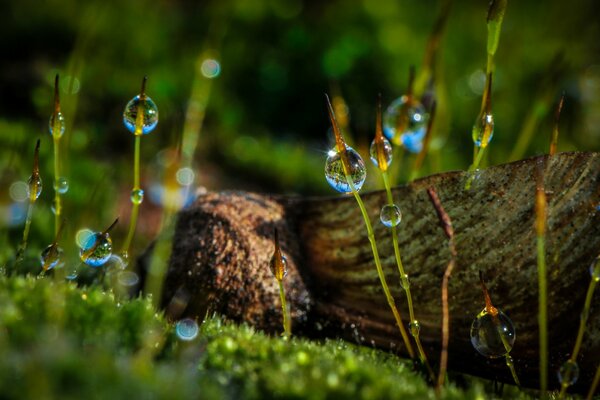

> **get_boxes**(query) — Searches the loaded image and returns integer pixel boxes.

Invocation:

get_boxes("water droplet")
[27,174,42,201]
[369,137,393,169]
[175,318,199,341]
[558,360,579,386]
[470,308,515,358]
[40,244,64,271]
[107,254,128,270]
[130,189,144,205]
[65,264,79,281]
[472,111,494,148]
[380,204,402,227]
[590,258,600,282]
[324,146,367,193]
[269,255,288,280]
[49,112,66,138]
[123,95,159,135]
[383,96,428,151]
[409,320,420,337]
[117,270,139,287]
[200,59,221,79]
[400,273,410,290]
[54,177,69,194]
[79,232,113,267]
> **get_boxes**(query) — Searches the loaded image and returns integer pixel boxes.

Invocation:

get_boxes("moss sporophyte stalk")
[49,74,66,237]
[324,94,416,360]
[269,229,291,338]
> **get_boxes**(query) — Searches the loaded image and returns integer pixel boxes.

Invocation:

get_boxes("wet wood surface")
[162,152,600,390]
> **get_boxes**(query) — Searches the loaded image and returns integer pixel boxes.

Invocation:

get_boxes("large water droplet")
[40,244,64,271]
[383,96,428,151]
[380,204,402,227]
[27,174,42,201]
[79,232,113,267]
[472,111,494,148]
[369,137,393,170]
[270,254,288,281]
[130,189,144,205]
[324,146,366,193]
[49,112,66,138]
[54,177,69,194]
[123,95,159,135]
[175,318,199,341]
[558,360,579,386]
[470,308,515,358]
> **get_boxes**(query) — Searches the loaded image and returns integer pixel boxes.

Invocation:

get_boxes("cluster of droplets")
[324,146,367,193]
[123,95,159,135]
[383,96,429,153]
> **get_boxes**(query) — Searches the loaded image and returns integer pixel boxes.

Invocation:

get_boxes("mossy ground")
[0,274,569,399]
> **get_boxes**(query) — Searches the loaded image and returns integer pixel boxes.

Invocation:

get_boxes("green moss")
[0,275,545,399]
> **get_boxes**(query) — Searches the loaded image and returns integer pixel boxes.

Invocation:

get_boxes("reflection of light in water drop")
[200,59,221,79]
[176,167,195,186]
[175,318,199,341]
[76,229,94,248]
[9,181,28,202]
[380,204,402,227]
[130,189,144,205]
[49,112,66,138]
[383,96,428,148]
[123,95,159,135]
[118,271,139,287]
[65,264,79,280]
[79,232,112,267]
[470,309,515,358]
[40,244,64,271]
[54,177,69,194]
[369,138,393,170]
[324,146,366,193]
[27,174,42,200]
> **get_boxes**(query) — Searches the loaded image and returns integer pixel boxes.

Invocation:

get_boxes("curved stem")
[382,171,433,378]
[349,180,415,359]
[588,364,600,400]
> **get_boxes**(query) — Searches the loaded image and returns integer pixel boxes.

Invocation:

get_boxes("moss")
[0,275,547,399]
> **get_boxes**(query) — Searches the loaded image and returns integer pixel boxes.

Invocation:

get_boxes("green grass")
[0,274,544,399]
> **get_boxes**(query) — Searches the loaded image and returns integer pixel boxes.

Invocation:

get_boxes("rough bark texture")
[162,152,600,391]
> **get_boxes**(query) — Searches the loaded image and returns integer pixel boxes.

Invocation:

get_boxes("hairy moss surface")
[0,275,548,399]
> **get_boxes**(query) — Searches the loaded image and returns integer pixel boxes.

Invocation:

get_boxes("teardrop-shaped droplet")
[27,174,42,201]
[471,111,494,148]
[40,244,64,271]
[590,258,600,282]
[400,273,410,290]
[123,95,159,135]
[558,360,579,386]
[369,138,393,170]
[49,112,66,138]
[79,232,113,267]
[270,254,288,281]
[380,204,402,227]
[54,177,69,194]
[383,96,428,151]
[409,320,421,337]
[130,189,145,205]
[470,308,515,358]
[324,146,367,193]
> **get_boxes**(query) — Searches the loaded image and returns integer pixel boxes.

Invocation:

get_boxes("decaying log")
[161,152,600,390]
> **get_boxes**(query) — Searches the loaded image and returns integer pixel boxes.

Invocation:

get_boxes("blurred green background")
[1,0,599,263]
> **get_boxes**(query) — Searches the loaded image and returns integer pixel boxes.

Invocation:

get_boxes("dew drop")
[49,112,66,138]
[324,146,366,193]
[472,111,494,148]
[470,308,515,358]
[383,96,428,151]
[130,189,145,205]
[175,318,199,341]
[79,232,113,267]
[558,360,579,386]
[27,174,42,201]
[409,320,420,337]
[123,95,159,135]
[400,273,410,290]
[590,258,600,282]
[369,137,393,170]
[270,255,288,281]
[380,204,402,227]
[40,244,64,271]
[65,264,79,281]
[54,177,69,194]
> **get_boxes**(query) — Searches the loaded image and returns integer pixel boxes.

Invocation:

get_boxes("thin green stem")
[588,363,600,400]
[122,134,142,258]
[348,179,415,359]
[15,200,35,267]
[278,280,291,338]
[558,274,598,398]
[382,171,433,378]
[465,145,486,190]
[53,136,61,237]
[537,234,548,398]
